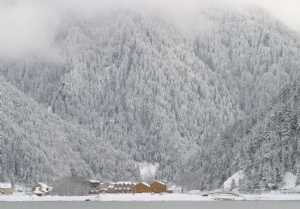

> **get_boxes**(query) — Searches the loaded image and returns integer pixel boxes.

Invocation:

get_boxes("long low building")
[89,180,167,194]
[114,182,135,193]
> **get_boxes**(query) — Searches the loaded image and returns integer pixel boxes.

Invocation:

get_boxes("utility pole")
[68,179,70,196]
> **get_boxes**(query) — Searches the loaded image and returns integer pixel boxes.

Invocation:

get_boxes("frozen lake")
[2,201,300,209]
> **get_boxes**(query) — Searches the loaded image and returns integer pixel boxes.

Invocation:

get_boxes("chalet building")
[89,180,100,189]
[114,182,134,193]
[98,182,116,193]
[132,182,151,193]
[107,185,115,193]
[98,182,108,193]
[99,182,112,190]
[88,180,101,194]
[150,181,167,193]
[31,182,53,196]
[0,183,13,195]
[89,188,99,194]
[89,181,135,194]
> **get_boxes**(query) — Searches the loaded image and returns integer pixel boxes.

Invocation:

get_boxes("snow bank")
[0,193,212,202]
[281,172,297,190]
[2,193,300,202]
[223,170,245,190]
[136,162,159,181]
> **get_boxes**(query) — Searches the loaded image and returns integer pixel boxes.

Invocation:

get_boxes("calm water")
[1,201,300,209]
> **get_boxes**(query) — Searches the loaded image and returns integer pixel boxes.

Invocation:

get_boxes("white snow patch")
[47,106,52,114]
[136,162,159,182]
[168,184,183,193]
[281,172,297,190]
[0,193,215,202]
[0,183,12,188]
[188,190,201,194]
[140,182,150,187]
[223,170,245,190]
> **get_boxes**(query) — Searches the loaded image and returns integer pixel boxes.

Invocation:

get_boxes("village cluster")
[0,182,53,196]
[88,180,173,194]
[0,180,173,196]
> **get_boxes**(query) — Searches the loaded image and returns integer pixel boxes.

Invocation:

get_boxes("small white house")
[31,182,53,196]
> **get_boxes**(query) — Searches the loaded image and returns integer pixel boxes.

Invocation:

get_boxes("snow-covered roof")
[0,183,12,188]
[116,181,132,185]
[108,185,114,188]
[89,180,100,183]
[140,182,150,187]
[36,182,53,192]
[35,186,52,194]
[37,182,48,188]
[153,181,166,185]
[35,187,40,192]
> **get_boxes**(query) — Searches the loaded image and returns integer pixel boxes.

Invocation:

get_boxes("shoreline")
[2,193,300,202]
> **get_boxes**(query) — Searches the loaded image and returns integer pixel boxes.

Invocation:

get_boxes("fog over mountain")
[1,0,300,60]
[1,0,300,191]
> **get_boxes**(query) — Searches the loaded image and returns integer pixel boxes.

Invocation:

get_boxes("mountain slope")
[189,80,300,190]
[1,7,300,185]
[0,76,139,183]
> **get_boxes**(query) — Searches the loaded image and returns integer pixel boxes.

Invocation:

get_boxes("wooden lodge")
[88,180,100,194]
[150,181,167,193]
[132,182,151,193]
[107,185,115,193]
[0,183,13,195]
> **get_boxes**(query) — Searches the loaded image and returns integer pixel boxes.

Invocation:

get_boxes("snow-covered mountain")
[0,77,139,182]
[1,7,300,189]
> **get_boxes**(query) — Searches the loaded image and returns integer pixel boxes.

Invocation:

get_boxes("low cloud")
[242,0,300,31]
[0,0,299,61]
[0,0,59,61]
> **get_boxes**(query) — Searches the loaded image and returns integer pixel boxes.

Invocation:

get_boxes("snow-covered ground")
[0,193,211,202]
[2,193,300,202]
[136,162,159,182]
[223,170,245,190]
[281,172,297,190]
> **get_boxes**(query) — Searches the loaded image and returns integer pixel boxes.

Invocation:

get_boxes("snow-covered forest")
[1,2,300,191]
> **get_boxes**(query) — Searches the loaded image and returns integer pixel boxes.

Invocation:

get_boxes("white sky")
[0,0,299,61]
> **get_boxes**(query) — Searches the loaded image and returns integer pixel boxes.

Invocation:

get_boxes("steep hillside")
[1,7,300,185]
[195,8,300,115]
[188,80,300,191]
[2,11,239,180]
[0,76,139,183]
